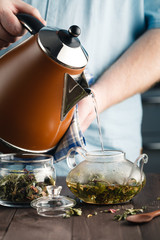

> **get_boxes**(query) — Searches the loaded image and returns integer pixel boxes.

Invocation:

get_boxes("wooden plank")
[133,173,160,208]
[3,208,73,240]
[71,202,143,240]
[1,177,73,240]
[132,173,160,240]
[0,207,16,240]
[1,174,160,240]
[140,218,160,240]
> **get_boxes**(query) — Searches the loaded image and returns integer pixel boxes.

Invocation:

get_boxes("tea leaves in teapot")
[67,175,145,204]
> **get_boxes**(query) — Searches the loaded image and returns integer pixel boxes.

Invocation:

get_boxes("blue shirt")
[1,0,160,175]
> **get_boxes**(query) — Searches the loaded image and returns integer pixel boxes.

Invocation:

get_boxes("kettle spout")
[84,88,92,95]
[61,72,91,120]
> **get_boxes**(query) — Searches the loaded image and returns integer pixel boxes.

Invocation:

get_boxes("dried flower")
[103,208,120,214]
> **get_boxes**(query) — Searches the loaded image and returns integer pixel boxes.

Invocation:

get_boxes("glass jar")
[66,148,148,205]
[0,153,56,207]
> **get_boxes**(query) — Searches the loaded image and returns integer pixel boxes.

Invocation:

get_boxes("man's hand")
[78,91,97,133]
[0,0,45,49]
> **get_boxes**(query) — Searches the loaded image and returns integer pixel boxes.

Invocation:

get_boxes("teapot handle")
[66,147,86,169]
[125,153,148,185]
[17,13,45,35]
[135,153,148,171]
[136,154,148,182]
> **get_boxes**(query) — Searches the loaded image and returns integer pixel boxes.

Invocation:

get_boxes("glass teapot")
[66,147,148,204]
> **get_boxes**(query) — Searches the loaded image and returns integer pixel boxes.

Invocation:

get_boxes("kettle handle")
[17,13,45,35]
[66,147,86,169]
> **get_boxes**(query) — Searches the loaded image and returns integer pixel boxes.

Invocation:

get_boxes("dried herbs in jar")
[0,169,55,204]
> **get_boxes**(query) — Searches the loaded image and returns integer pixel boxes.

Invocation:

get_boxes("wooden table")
[0,173,160,240]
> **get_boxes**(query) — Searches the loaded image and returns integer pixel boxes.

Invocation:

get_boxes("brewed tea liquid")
[66,180,144,204]
[91,92,104,151]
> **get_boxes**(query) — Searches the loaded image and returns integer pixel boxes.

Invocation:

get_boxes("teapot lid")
[38,26,88,68]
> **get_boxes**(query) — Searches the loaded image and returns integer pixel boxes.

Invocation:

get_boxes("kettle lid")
[38,25,88,68]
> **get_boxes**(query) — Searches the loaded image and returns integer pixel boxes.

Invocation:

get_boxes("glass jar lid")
[31,186,76,217]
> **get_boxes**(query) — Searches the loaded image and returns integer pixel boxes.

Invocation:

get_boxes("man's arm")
[78,29,160,132]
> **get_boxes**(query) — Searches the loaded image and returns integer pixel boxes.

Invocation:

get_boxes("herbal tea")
[66,178,145,204]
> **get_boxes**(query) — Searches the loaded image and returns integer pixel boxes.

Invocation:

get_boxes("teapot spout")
[61,72,91,120]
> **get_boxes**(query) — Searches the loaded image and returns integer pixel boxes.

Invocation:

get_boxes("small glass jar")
[0,153,56,207]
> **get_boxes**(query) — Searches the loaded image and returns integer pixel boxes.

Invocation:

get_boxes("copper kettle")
[0,13,90,153]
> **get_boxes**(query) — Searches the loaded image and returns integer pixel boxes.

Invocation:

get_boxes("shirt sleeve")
[145,0,160,29]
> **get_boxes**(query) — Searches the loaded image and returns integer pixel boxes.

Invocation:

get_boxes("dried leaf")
[114,208,144,221]
[64,208,82,218]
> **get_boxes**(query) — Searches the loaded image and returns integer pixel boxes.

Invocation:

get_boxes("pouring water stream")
[90,90,148,185]
[91,91,104,152]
